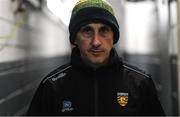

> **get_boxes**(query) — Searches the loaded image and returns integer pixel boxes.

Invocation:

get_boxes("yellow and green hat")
[69,0,120,45]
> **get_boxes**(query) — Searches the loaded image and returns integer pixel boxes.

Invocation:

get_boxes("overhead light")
[46,0,77,26]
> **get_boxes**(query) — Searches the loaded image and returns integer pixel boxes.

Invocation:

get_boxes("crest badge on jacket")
[117,92,128,106]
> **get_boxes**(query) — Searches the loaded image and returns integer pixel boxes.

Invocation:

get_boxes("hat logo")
[117,92,128,107]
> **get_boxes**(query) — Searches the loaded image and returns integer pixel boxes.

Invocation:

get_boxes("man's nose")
[92,32,101,47]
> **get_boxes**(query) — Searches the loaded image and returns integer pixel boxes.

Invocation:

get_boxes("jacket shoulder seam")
[123,64,150,78]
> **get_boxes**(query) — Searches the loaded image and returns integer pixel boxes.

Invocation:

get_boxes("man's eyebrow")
[83,24,91,27]
[80,25,91,30]
[102,24,111,27]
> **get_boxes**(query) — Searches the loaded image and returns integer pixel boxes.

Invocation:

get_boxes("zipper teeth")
[94,78,98,115]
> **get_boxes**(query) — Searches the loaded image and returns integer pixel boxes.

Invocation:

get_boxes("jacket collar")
[70,47,123,74]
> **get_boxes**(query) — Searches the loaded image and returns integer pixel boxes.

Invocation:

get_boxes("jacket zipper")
[94,75,99,115]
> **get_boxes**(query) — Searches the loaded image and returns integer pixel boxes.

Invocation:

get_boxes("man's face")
[75,22,114,68]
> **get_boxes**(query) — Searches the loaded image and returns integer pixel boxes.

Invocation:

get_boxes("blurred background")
[0,0,179,115]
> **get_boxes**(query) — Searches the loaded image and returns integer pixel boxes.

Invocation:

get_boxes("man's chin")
[89,60,106,66]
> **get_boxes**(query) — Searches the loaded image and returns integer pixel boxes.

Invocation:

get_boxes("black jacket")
[27,48,165,116]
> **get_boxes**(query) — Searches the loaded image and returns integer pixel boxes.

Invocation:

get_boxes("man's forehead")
[81,21,111,27]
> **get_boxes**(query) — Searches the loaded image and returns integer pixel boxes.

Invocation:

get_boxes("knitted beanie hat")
[69,0,120,45]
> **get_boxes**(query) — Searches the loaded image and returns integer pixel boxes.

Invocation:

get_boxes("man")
[27,0,165,115]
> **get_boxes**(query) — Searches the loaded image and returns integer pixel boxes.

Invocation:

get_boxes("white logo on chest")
[61,100,74,112]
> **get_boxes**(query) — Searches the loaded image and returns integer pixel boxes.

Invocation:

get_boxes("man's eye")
[81,26,92,33]
[100,26,111,33]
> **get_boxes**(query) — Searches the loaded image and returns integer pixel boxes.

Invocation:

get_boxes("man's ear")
[74,40,77,44]
[74,38,78,45]
[71,44,76,49]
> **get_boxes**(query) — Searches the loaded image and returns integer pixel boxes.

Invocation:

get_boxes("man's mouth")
[89,49,104,56]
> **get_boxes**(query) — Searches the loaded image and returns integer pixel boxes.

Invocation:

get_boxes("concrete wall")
[177,0,180,115]
[0,0,70,115]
